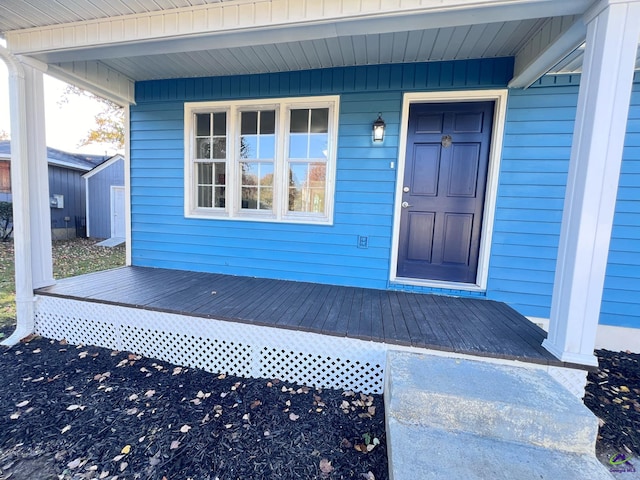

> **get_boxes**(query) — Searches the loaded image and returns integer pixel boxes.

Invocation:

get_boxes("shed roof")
[0,141,107,172]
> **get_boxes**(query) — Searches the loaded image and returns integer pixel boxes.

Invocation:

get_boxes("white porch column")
[543,0,640,366]
[0,48,53,345]
[22,63,54,289]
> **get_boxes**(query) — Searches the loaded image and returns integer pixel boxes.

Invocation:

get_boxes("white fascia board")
[509,15,587,88]
[5,0,592,64]
[82,154,124,179]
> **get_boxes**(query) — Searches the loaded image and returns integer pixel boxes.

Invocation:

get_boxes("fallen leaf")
[99,471,109,479]
[250,400,262,409]
[319,458,334,475]
[144,389,155,398]
[32,348,41,354]
[112,455,124,462]
[10,412,20,420]
[20,333,39,343]
[121,445,131,455]
[61,425,71,434]
[180,425,191,433]
[170,440,180,450]
[66,404,85,411]
[172,367,183,375]
[15,400,29,408]
[120,461,128,471]
[67,458,82,469]
[59,338,68,345]
[360,472,375,480]
[128,394,139,401]
[289,413,299,421]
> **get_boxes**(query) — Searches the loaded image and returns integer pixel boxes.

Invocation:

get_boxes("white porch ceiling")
[0,0,638,102]
[88,20,548,81]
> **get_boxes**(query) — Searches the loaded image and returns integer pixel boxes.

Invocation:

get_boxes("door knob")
[401,201,412,208]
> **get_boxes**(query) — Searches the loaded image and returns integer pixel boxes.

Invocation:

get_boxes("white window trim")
[389,89,508,292]
[184,95,339,225]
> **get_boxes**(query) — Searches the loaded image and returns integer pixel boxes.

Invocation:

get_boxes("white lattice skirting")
[33,295,589,397]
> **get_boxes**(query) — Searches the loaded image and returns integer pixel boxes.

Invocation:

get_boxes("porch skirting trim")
[33,295,588,397]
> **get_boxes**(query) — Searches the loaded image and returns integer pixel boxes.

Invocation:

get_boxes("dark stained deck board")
[379,292,412,346]
[35,266,589,370]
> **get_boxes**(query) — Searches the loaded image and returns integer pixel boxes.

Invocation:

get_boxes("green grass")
[0,238,125,330]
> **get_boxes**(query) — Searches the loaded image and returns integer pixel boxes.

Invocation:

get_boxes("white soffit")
[0,0,607,92]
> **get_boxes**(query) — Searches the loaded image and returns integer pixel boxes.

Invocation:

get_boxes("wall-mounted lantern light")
[372,113,385,143]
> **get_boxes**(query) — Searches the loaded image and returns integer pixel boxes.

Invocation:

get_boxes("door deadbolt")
[403,186,410,192]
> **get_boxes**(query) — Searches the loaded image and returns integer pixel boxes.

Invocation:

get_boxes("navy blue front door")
[397,101,494,283]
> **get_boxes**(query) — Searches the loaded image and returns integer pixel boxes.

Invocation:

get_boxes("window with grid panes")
[185,96,338,224]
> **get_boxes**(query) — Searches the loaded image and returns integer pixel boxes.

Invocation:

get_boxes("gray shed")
[0,141,106,239]
[83,154,125,240]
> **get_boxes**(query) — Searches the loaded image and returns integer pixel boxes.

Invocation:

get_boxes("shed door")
[111,186,125,238]
[396,102,493,283]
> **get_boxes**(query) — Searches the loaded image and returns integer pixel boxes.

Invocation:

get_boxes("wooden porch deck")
[35,266,583,370]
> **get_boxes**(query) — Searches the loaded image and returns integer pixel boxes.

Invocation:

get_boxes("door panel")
[396,101,493,283]
[407,212,435,262]
[411,145,440,196]
[448,144,480,197]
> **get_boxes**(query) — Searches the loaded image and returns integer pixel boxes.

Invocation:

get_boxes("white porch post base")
[1,299,35,345]
[542,339,598,367]
[544,0,640,365]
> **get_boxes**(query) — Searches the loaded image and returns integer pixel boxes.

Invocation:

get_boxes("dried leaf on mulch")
[0,328,387,479]
[585,349,640,456]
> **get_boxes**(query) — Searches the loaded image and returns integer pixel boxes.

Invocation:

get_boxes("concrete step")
[388,419,613,480]
[384,351,614,480]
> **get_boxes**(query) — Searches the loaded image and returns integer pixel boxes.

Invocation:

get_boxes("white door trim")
[389,89,509,292]
[110,185,125,239]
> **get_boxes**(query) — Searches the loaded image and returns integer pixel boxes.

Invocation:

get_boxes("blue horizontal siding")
[131,59,512,290]
[489,77,640,330]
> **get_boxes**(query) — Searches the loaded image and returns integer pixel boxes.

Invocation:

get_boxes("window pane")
[261,110,276,134]
[196,113,211,137]
[241,162,274,211]
[241,111,258,135]
[198,185,212,208]
[213,112,226,136]
[288,163,326,213]
[290,109,309,133]
[240,135,258,159]
[197,162,213,184]
[310,108,329,133]
[289,134,308,159]
[196,138,211,159]
[214,162,226,186]
[309,133,328,159]
[260,135,275,159]
[214,187,225,208]
[211,138,226,159]
[241,162,259,186]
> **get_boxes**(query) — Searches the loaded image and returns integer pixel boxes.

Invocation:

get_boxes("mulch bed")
[2,326,639,480]
[0,328,387,480]
[585,349,640,458]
